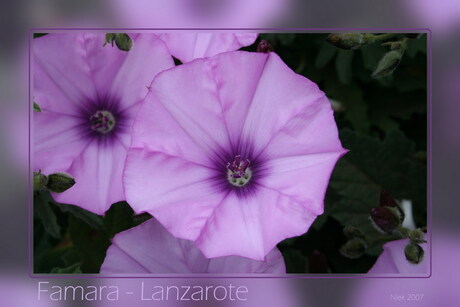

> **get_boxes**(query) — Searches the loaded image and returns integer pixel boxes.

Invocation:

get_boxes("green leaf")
[360,45,386,71]
[133,213,152,227]
[324,82,369,133]
[35,192,61,239]
[282,250,308,273]
[311,212,328,230]
[103,202,134,237]
[367,87,426,132]
[50,263,82,274]
[315,42,337,69]
[34,102,41,112]
[327,129,426,256]
[335,50,354,84]
[59,204,104,231]
[68,215,110,273]
[33,33,48,38]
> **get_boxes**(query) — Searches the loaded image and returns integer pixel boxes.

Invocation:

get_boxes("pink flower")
[123,51,346,260]
[101,217,285,274]
[34,33,174,214]
[368,238,429,275]
[159,33,258,63]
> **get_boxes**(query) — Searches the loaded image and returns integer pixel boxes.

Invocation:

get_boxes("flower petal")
[239,53,341,156]
[130,92,213,166]
[207,247,285,273]
[109,34,174,110]
[34,111,90,173]
[123,148,223,240]
[262,96,344,158]
[195,186,317,260]
[101,218,285,274]
[260,151,346,215]
[101,218,205,273]
[159,33,257,62]
[150,58,239,155]
[53,139,127,215]
[34,34,126,114]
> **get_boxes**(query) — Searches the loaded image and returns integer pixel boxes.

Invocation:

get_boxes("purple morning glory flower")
[123,51,346,260]
[100,217,285,274]
[158,33,258,63]
[368,238,429,275]
[34,33,174,214]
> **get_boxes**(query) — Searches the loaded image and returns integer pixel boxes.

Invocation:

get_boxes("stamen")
[90,110,116,134]
[227,155,252,187]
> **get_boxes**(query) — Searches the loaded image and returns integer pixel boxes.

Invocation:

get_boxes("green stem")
[396,225,410,238]
[365,33,403,44]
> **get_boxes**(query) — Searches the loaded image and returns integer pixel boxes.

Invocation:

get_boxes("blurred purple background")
[0,0,459,306]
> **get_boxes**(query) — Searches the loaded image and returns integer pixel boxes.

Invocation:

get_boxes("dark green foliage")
[260,33,427,273]
[33,192,145,273]
[103,202,135,238]
[33,33,48,38]
[34,192,61,239]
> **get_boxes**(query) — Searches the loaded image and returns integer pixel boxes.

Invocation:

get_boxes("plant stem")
[365,33,403,44]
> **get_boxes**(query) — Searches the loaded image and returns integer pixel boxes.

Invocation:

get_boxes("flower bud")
[371,49,403,78]
[340,238,367,259]
[104,33,133,52]
[104,33,116,46]
[46,172,76,193]
[370,206,402,233]
[379,190,405,219]
[343,226,365,239]
[408,229,426,243]
[404,242,424,264]
[256,40,274,53]
[33,171,48,191]
[326,33,366,50]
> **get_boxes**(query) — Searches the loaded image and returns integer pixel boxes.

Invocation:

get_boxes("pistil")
[90,110,116,134]
[227,155,252,187]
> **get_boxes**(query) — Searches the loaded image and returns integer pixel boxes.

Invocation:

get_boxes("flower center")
[227,155,252,187]
[90,110,116,134]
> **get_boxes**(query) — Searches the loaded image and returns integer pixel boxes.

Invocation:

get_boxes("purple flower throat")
[77,96,128,142]
[210,141,267,197]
